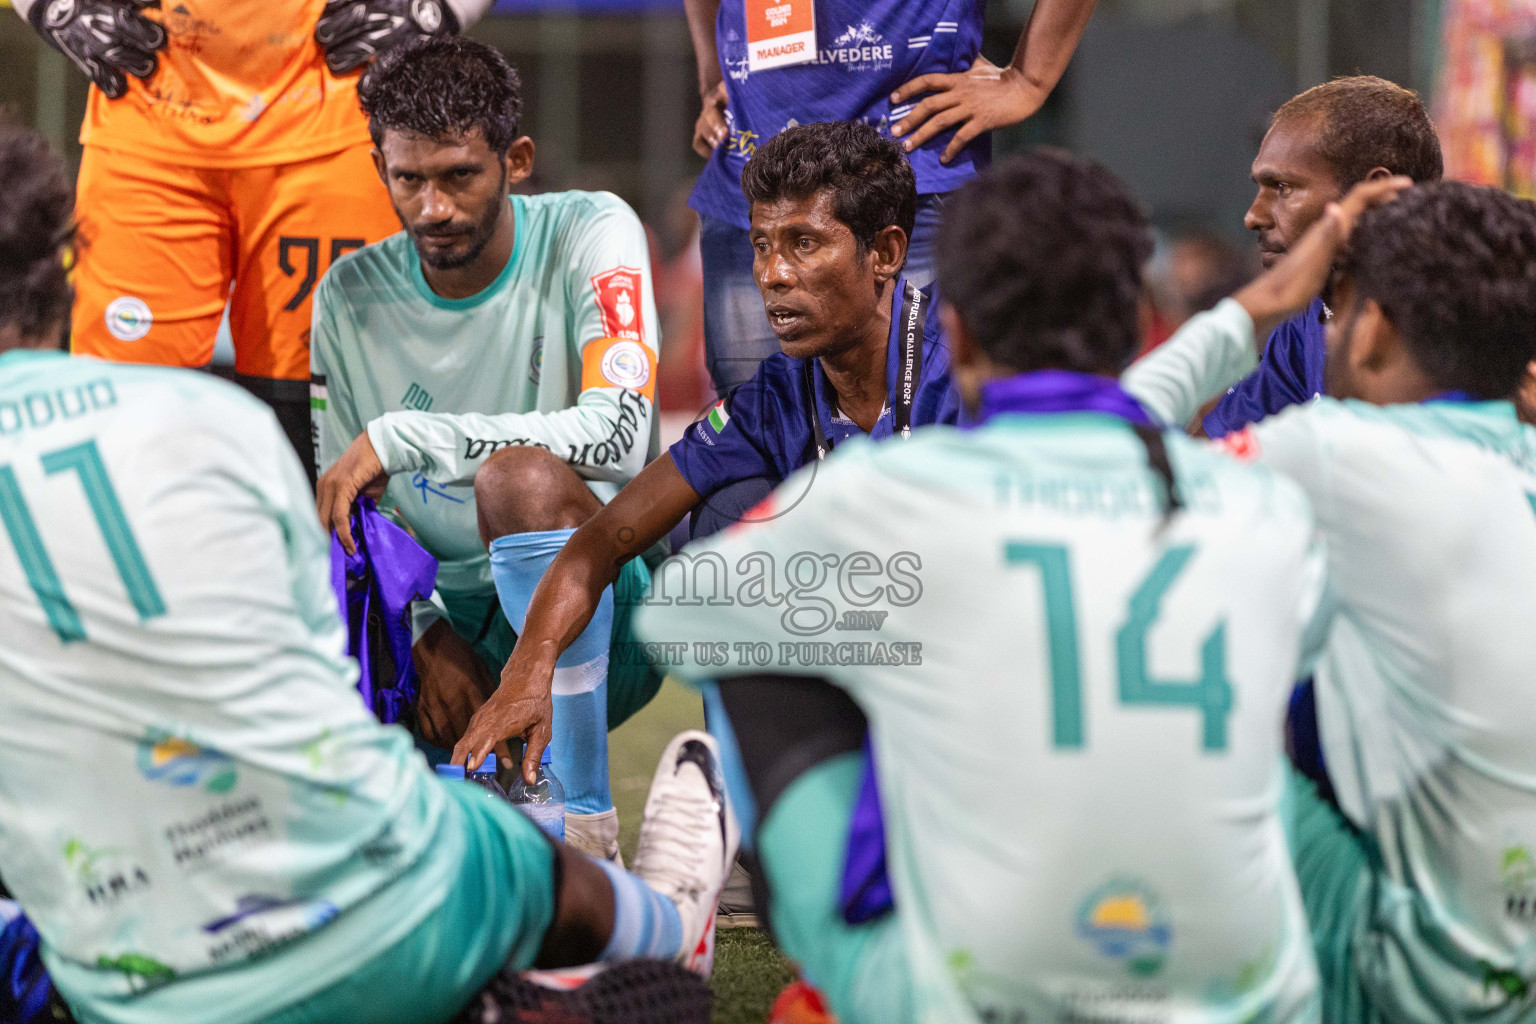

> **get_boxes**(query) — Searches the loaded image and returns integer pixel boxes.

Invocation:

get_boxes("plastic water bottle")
[507,747,565,841]
[468,752,508,799]
[435,757,508,801]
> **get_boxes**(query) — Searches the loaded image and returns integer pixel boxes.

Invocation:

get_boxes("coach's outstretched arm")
[453,453,702,782]
[1125,175,1411,428]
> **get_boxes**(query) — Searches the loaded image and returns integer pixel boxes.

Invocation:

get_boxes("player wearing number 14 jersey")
[637,154,1324,1024]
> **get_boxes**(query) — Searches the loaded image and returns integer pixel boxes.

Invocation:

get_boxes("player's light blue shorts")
[440,557,660,731]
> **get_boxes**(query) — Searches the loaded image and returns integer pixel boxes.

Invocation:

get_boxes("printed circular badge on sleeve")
[581,335,658,401]
[105,296,153,342]
[600,340,652,390]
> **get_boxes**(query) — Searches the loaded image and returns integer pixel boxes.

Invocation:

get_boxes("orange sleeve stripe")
[580,336,658,402]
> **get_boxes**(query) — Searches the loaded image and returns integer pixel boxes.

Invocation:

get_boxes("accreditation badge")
[744,0,817,71]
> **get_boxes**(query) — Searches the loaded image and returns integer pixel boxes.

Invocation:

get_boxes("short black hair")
[741,122,917,254]
[360,37,523,152]
[1342,181,1536,398]
[1274,75,1443,186]
[0,127,73,340]
[937,151,1152,375]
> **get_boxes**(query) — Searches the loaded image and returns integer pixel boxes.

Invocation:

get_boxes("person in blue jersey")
[452,121,955,782]
[1201,75,1442,437]
[685,0,1097,393]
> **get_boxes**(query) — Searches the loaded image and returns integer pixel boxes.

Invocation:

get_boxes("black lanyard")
[802,281,929,461]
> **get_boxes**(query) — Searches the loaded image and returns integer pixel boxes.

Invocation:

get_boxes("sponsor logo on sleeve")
[104,297,153,342]
[600,340,651,390]
[707,398,730,433]
[581,335,657,402]
[590,266,647,344]
[690,398,731,447]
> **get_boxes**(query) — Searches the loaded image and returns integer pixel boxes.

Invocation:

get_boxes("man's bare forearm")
[1008,0,1097,95]
[684,0,724,96]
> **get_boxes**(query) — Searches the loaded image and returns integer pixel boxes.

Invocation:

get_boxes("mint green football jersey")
[637,414,1325,1024]
[311,190,661,600]
[1241,399,1536,1023]
[1126,295,1536,1020]
[0,352,453,1018]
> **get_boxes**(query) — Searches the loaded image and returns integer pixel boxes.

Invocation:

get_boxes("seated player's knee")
[474,445,602,543]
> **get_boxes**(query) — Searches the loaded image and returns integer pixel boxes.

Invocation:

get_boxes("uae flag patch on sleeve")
[692,399,731,447]
[707,399,730,433]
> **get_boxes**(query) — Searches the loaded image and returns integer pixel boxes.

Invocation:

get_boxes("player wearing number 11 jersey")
[0,127,734,1024]
[636,153,1324,1024]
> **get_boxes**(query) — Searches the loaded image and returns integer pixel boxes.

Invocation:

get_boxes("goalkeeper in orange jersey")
[10,0,495,479]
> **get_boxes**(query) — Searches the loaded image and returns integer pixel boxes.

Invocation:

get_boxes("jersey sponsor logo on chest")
[821,23,894,71]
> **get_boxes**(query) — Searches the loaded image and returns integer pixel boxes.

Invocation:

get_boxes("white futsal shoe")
[630,730,740,978]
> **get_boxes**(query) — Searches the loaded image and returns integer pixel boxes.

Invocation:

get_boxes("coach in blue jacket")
[452,121,955,777]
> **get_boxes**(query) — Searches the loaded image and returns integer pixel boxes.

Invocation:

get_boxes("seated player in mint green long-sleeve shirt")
[1221,183,1536,1024]
[1130,176,1536,1024]
[311,39,664,861]
[0,126,738,1024]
